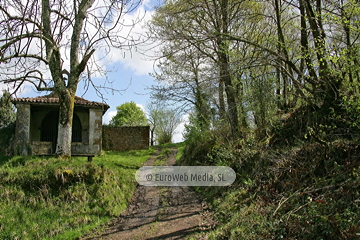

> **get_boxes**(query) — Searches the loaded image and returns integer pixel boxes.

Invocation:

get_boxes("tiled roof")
[12,92,110,110]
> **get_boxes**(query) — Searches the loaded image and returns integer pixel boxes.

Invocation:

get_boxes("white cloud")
[103,110,117,125]
[136,103,147,115]
[101,5,159,76]
[0,83,11,94]
[14,85,33,96]
[92,0,163,77]
[0,81,34,97]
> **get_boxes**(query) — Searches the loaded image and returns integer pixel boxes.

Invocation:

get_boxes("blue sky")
[1,0,187,143]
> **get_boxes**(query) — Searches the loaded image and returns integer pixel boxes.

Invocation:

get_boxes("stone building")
[12,93,109,156]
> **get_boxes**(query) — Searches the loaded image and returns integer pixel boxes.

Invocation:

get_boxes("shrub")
[0,122,15,154]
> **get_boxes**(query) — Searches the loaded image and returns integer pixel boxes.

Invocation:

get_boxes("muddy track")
[83,147,216,240]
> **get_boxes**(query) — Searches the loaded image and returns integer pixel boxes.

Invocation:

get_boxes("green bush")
[0,122,15,154]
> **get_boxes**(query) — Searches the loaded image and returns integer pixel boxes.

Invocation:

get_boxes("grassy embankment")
[178,113,360,239]
[0,148,154,240]
[192,141,360,239]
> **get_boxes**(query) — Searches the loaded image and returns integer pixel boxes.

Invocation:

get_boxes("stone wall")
[102,126,149,151]
[30,142,94,155]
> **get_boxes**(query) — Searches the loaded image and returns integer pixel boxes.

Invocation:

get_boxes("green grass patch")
[157,142,185,148]
[176,145,185,163]
[153,142,184,166]
[0,147,154,240]
[154,147,172,166]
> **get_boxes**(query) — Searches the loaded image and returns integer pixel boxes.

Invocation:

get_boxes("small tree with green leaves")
[0,91,15,128]
[110,102,147,127]
[0,91,16,153]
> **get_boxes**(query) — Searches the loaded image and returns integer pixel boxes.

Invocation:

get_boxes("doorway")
[41,111,82,153]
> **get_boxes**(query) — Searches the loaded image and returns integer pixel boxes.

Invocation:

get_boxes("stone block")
[31,141,52,155]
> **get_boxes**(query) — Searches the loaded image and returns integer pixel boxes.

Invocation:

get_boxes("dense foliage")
[0,91,15,129]
[149,0,360,138]
[0,91,16,154]
[109,101,148,127]
[149,0,360,238]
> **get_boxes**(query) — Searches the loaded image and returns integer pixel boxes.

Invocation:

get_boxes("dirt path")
[84,147,216,240]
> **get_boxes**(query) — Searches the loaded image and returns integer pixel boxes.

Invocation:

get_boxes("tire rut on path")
[84,147,216,240]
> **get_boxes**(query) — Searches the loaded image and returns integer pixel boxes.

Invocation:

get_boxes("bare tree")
[0,0,142,157]
[147,101,182,145]
[150,46,214,129]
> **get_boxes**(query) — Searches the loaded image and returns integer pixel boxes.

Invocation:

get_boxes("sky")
[1,0,188,143]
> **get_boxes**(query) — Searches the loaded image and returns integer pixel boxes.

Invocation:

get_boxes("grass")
[176,144,185,163]
[154,148,171,166]
[153,142,184,166]
[0,147,154,240]
[183,140,360,239]
[157,142,185,149]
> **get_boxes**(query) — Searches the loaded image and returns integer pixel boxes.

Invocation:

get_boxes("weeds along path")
[84,147,215,240]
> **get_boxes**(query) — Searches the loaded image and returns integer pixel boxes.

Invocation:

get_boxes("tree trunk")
[150,128,155,146]
[219,52,239,137]
[275,0,294,111]
[56,89,75,157]
[53,0,94,157]
[299,0,317,84]
[218,0,239,137]
[218,80,226,121]
[276,67,282,109]
[341,3,359,90]
[194,77,210,129]
[303,0,341,109]
[235,74,248,129]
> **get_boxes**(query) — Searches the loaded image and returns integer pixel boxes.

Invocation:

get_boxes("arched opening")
[41,111,58,153]
[41,111,82,153]
[72,113,82,142]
